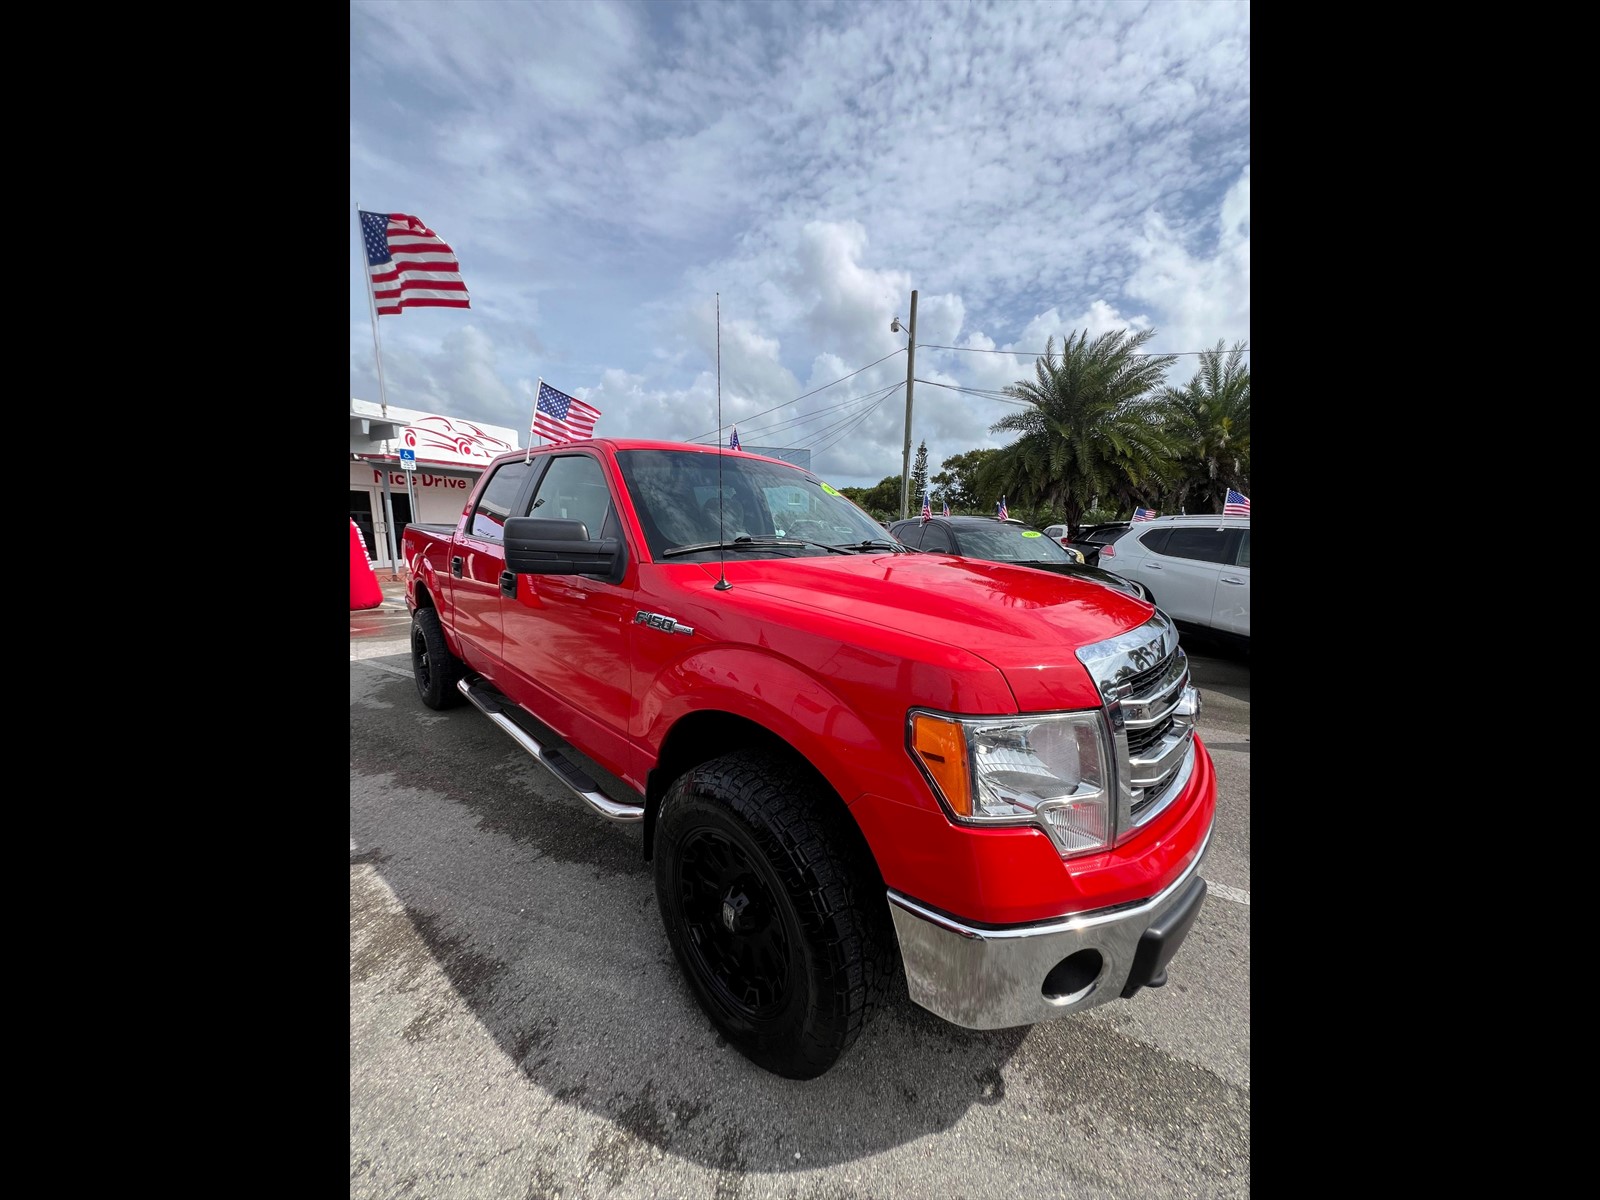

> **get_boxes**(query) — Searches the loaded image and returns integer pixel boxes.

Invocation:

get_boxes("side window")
[893,524,923,549]
[919,525,954,553]
[1162,529,1232,564]
[1136,528,1171,554]
[525,454,614,541]
[1235,530,1250,568]
[468,461,533,541]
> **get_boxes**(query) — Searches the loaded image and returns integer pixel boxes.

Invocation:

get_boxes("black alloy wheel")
[654,749,896,1079]
[677,827,794,1018]
[410,607,464,710]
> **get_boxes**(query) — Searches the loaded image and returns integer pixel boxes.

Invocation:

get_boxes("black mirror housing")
[504,517,622,579]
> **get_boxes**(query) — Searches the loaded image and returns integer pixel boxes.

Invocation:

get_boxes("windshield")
[955,523,1080,564]
[616,448,893,561]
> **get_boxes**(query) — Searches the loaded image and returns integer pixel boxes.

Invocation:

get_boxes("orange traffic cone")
[350,519,383,610]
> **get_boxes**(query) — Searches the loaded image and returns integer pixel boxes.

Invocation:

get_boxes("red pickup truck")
[403,439,1215,1079]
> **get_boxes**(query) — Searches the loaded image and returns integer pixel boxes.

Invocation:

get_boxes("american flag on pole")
[532,381,602,444]
[942,496,950,517]
[729,425,741,450]
[1224,488,1251,516]
[996,495,1008,521]
[359,211,471,315]
[921,485,932,523]
[1132,506,1159,522]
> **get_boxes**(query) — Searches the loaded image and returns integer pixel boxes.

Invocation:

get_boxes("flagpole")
[526,378,544,462]
[357,203,406,578]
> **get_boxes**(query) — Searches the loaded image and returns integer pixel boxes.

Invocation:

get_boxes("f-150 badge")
[634,610,694,636]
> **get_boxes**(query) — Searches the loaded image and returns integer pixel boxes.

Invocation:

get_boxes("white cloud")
[352,0,1249,492]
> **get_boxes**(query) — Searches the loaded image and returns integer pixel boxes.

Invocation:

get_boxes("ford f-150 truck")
[403,439,1215,1079]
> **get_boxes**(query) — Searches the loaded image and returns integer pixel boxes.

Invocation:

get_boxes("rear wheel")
[654,750,895,1079]
[410,607,465,709]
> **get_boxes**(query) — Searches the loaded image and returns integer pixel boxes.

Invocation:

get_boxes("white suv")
[1097,514,1249,649]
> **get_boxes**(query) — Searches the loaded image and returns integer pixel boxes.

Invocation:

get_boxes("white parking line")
[351,656,414,680]
[1210,882,1249,906]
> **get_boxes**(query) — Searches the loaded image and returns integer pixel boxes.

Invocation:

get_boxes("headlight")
[908,710,1113,857]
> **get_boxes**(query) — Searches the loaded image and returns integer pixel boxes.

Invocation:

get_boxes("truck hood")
[685,551,1153,711]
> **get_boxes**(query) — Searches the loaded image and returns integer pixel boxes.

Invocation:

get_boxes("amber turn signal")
[911,713,972,817]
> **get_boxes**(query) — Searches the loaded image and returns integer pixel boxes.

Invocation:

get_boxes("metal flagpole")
[526,378,543,462]
[358,203,405,577]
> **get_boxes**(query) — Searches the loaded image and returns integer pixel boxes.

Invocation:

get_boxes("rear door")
[918,522,955,553]
[891,521,925,549]
[451,457,537,673]
[1210,528,1249,636]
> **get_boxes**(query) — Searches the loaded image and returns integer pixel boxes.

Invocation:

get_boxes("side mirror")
[503,517,623,581]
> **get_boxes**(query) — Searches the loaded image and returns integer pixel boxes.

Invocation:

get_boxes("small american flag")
[1132,506,1159,522]
[532,381,601,444]
[729,426,741,451]
[997,495,1008,521]
[1224,488,1250,516]
[942,496,950,517]
[359,211,470,315]
[921,485,932,523]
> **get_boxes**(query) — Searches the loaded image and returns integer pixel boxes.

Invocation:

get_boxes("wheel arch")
[642,712,872,874]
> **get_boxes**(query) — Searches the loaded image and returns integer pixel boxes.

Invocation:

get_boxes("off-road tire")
[410,607,465,710]
[654,749,896,1080]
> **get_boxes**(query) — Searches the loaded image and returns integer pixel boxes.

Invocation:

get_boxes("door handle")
[500,570,517,598]
[1221,576,1244,585]
[451,556,464,578]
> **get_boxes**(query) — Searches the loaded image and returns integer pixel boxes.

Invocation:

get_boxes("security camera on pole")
[893,290,918,521]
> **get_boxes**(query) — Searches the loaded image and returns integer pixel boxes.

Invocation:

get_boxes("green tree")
[910,441,930,509]
[989,329,1179,532]
[839,475,902,520]
[1162,340,1250,514]
[931,448,1000,513]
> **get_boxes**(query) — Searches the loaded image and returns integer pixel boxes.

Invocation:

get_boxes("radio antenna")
[714,293,731,591]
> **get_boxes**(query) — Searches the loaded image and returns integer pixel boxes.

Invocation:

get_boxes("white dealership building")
[349,399,523,573]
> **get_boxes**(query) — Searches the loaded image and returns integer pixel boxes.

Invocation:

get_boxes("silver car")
[1095,514,1249,650]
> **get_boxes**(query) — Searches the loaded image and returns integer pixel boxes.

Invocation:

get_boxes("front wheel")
[654,750,895,1079]
[410,607,465,709]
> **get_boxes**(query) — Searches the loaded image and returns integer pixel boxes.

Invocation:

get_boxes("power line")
[693,382,903,448]
[813,394,894,458]
[730,383,900,442]
[912,379,1033,407]
[914,342,1249,358]
[689,348,907,443]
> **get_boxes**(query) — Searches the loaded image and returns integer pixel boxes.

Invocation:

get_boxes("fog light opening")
[1042,950,1102,1004]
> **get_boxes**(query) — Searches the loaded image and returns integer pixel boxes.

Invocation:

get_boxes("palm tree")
[988,328,1180,533]
[1162,340,1250,514]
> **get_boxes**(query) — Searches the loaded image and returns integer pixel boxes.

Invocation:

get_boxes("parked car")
[1095,514,1249,650]
[888,515,1152,601]
[1066,521,1134,567]
[1039,525,1087,562]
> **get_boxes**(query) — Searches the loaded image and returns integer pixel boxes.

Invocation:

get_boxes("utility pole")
[898,289,918,520]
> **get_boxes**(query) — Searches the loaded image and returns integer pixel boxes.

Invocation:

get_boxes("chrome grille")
[1076,610,1201,841]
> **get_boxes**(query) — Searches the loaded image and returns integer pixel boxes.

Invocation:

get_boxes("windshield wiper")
[660,536,853,559]
[837,539,907,553]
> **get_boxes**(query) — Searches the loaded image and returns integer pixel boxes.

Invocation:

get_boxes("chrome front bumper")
[885,831,1211,1030]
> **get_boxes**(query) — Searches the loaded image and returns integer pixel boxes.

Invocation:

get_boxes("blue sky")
[350,0,1249,492]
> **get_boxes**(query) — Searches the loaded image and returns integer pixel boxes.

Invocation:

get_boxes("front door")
[499,451,638,784]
